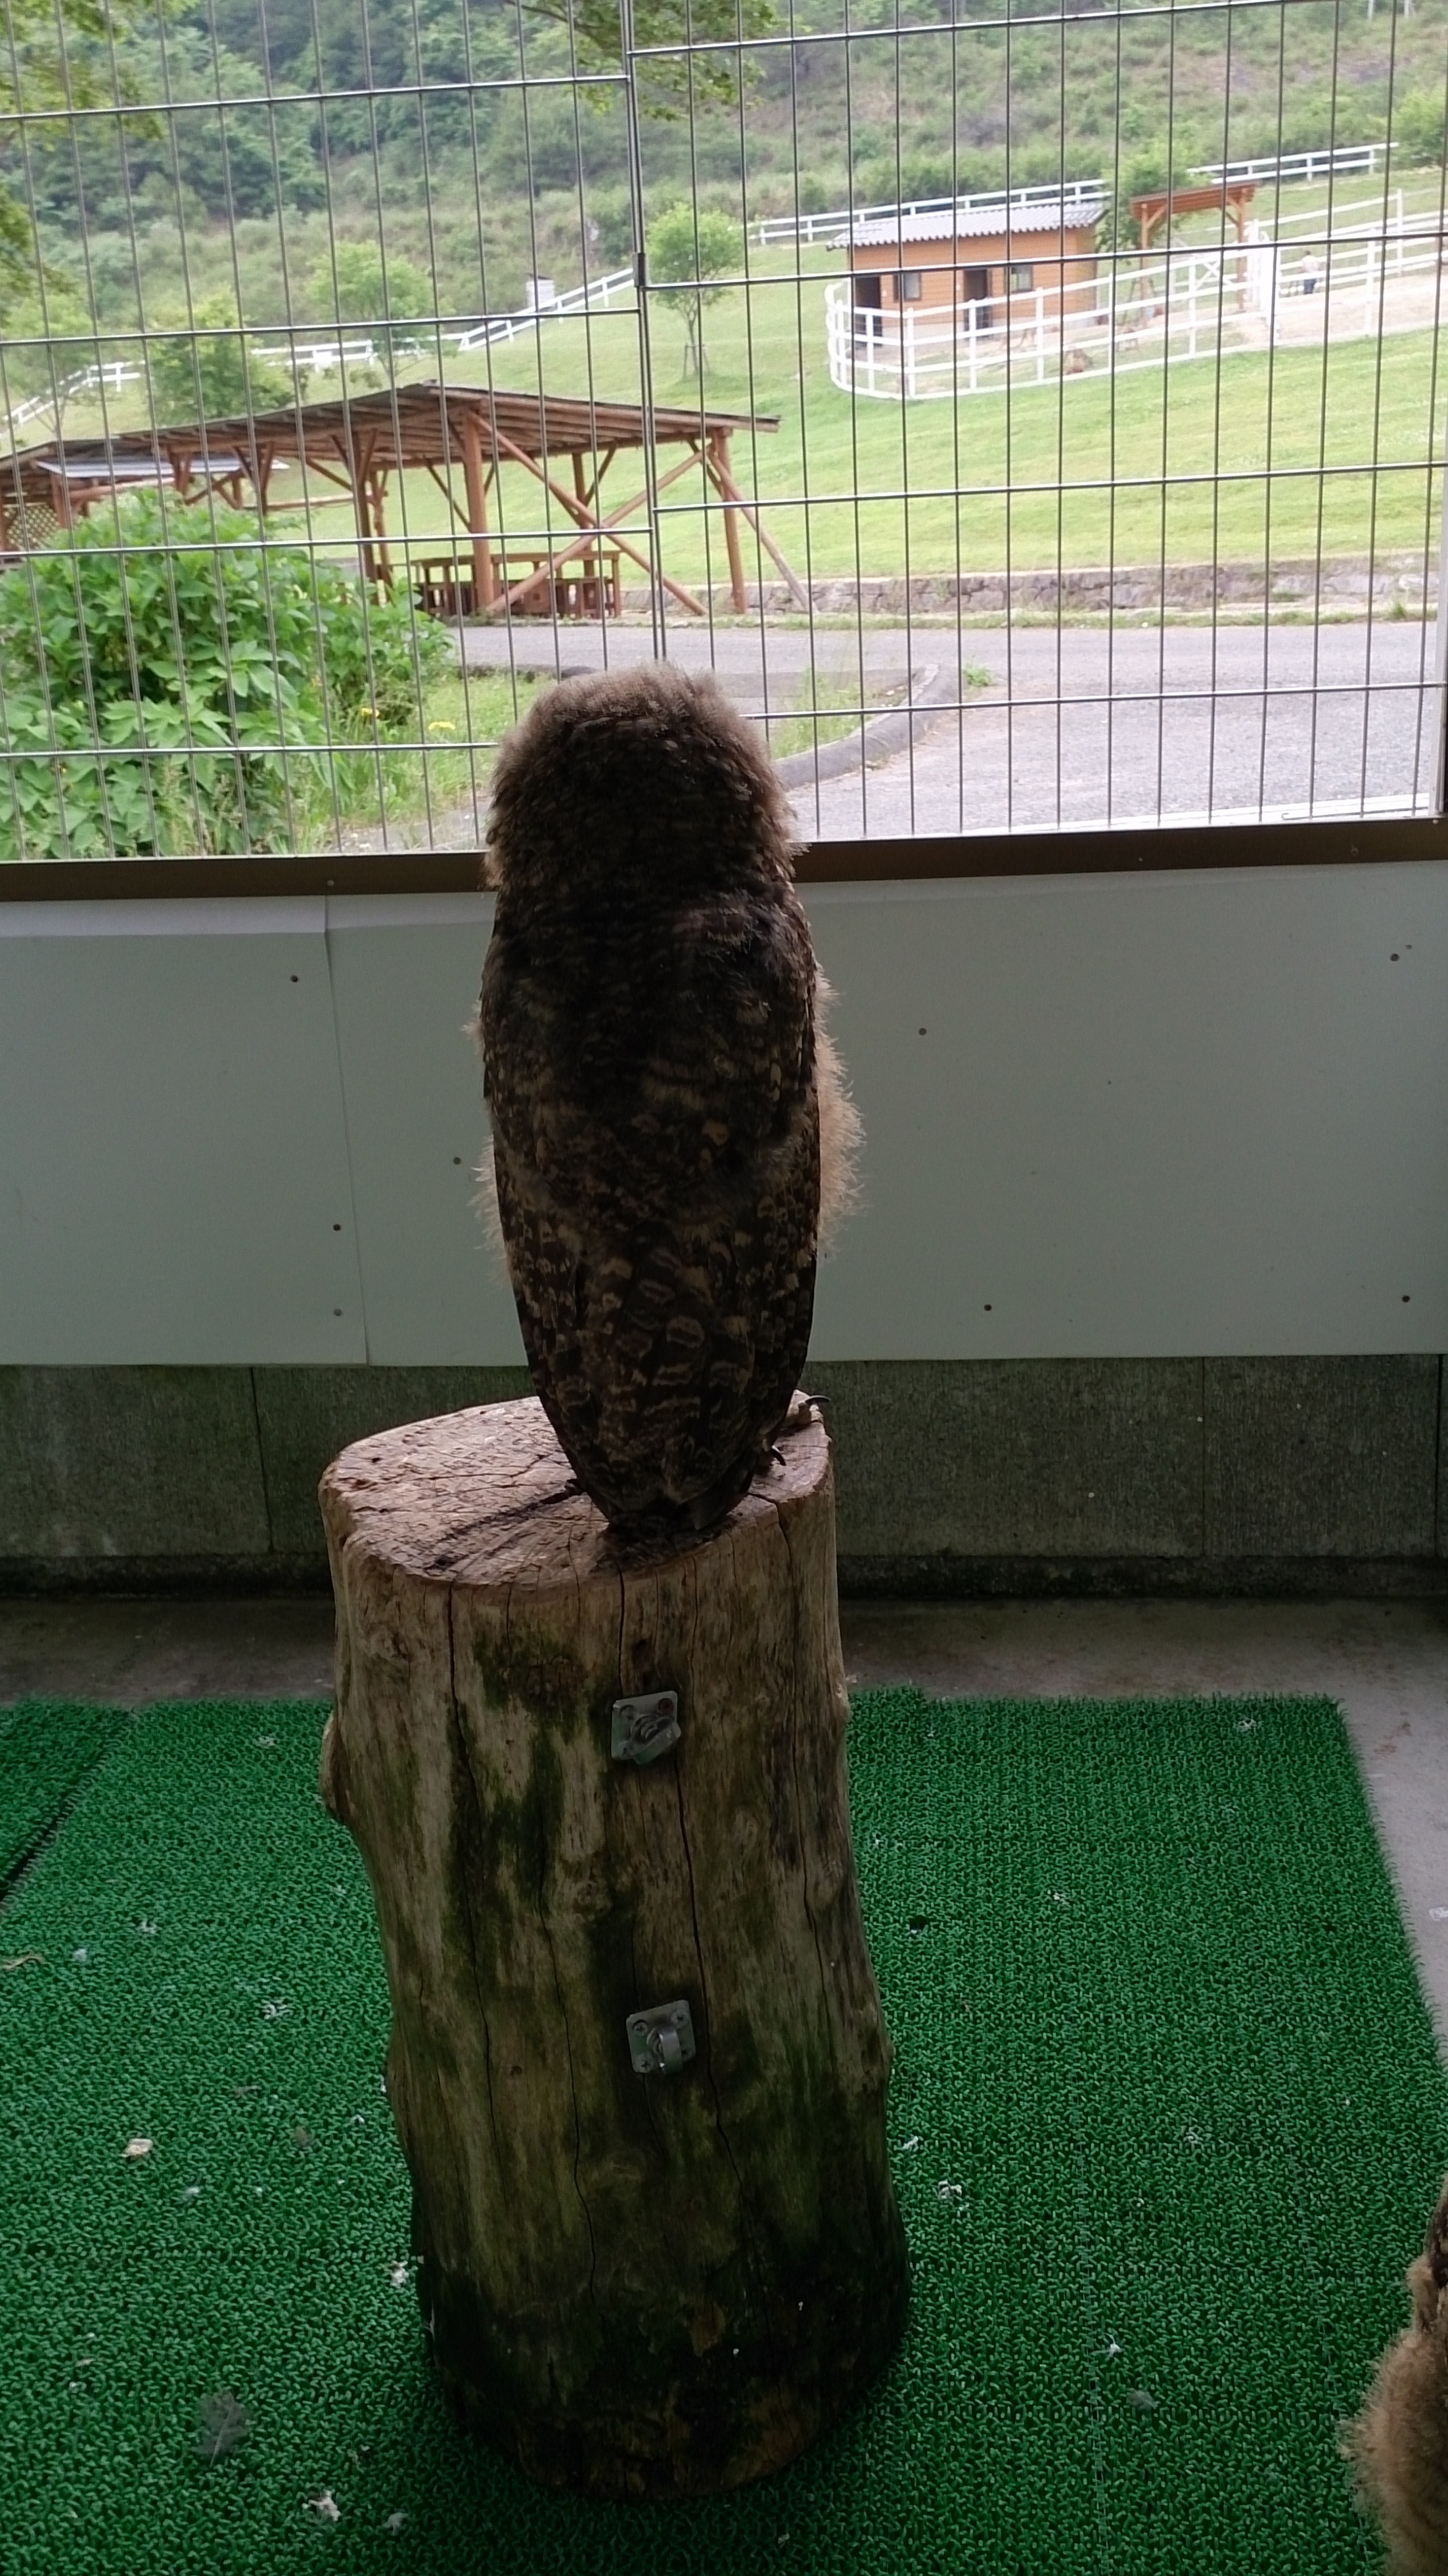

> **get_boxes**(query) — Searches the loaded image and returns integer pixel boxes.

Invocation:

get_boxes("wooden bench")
[414,548,625,621]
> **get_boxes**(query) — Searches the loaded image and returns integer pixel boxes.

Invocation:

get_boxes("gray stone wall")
[3,1360,1445,1597]
[622,553,1439,623]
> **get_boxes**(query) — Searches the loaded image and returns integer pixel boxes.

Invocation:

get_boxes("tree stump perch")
[318,1394,908,2498]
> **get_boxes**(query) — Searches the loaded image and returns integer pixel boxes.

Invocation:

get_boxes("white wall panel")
[0,898,365,1363]
[3,863,1447,1364]
[325,893,524,1366]
[805,862,1448,1358]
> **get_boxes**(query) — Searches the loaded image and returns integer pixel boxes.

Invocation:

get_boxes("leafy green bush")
[148,294,292,425]
[1394,91,1447,166]
[0,491,451,860]
[589,188,635,267]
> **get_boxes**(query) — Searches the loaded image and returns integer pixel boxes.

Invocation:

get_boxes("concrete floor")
[4,1592,1447,2045]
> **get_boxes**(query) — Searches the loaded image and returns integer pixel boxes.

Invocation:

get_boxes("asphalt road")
[458,616,1443,838]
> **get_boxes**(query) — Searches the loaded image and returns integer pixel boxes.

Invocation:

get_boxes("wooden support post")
[459,412,495,608]
[704,446,811,614]
[355,478,376,587]
[319,1395,908,2500]
[491,432,707,618]
[349,434,380,587]
[713,430,749,613]
[368,470,394,588]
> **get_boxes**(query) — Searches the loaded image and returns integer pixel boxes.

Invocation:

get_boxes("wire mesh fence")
[0,0,1444,861]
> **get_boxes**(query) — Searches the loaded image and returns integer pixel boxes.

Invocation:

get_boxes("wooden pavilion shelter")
[0,382,802,620]
[1130,178,1257,252]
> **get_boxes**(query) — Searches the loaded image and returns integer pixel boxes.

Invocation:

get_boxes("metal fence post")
[1436,401,1448,817]
[620,0,665,658]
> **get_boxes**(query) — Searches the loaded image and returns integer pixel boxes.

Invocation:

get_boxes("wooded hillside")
[4,0,1445,354]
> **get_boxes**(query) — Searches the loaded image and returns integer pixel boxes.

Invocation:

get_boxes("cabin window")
[899,269,923,302]
[1009,262,1035,291]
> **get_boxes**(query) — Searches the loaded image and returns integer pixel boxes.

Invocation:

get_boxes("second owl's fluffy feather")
[478,662,857,1546]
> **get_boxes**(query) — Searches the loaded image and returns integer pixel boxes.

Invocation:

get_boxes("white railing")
[3,269,639,434]
[251,336,384,373]
[755,178,1105,250]
[826,212,1448,401]
[828,258,1232,401]
[1270,187,1405,242]
[453,265,634,352]
[757,154,1391,252]
[5,359,142,431]
[1191,143,1389,186]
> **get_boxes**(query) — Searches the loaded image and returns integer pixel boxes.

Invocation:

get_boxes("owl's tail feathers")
[600,1404,821,1554]
[1342,2177,1448,2576]
[605,1457,756,1555]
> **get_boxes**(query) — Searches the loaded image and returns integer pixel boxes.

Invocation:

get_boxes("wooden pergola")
[0,382,803,619]
[1131,179,1257,252]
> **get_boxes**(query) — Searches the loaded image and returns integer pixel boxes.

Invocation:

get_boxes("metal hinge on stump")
[626,2000,696,2076]
[612,1690,681,1765]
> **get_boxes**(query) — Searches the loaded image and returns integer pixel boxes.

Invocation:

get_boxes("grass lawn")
[48,227,1446,602]
[434,300,1445,597]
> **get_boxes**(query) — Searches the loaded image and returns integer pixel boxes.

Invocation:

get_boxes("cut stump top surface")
[319,1392,828,1592]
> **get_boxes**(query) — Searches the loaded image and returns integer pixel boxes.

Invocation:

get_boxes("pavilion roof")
[1129,180,1258,235]
[0,382,779,514]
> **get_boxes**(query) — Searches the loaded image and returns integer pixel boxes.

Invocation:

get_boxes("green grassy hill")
[9,0,1448,342]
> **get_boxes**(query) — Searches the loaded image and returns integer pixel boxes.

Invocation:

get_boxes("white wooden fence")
[826,199,1445,402]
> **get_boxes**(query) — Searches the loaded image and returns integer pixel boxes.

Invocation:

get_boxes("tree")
[148,294,292,425]
[1394,89,1446,164]
[646,202,742,378]
[305,242,434,382]
[519,0,777,116]
[0,0,154,292]
[0,285,106,434]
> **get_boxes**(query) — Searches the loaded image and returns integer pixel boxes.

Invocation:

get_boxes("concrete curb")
[772,662,957,787]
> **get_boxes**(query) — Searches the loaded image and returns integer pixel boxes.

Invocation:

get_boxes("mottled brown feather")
[479,663,844,1544]
[1343,2179,1448,2575]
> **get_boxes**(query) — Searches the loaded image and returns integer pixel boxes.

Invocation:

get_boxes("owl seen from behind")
[478,662,858,1548]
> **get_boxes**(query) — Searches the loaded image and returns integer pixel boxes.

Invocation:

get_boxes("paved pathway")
[457,615,1441,837]
[799,621,1443,838]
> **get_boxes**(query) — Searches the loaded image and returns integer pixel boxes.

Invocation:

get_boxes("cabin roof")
[836,198,1105,251]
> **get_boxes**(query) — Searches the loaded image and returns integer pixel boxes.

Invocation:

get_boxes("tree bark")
[318,1393,908,2498]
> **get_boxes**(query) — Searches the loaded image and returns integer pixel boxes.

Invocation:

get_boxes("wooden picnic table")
[415,547,625,621]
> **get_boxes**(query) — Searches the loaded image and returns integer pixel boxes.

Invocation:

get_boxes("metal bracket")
[611,1690,681,1766]
[626,1999,696,2077]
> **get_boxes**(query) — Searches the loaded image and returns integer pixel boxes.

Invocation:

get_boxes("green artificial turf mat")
[2,1690,1445,2575]
[0,1698,133,1891]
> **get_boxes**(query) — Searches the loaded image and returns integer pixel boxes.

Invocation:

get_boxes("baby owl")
[478,662,858,1548]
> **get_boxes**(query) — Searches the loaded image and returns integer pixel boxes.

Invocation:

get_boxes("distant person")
[1300,250,1321,296]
